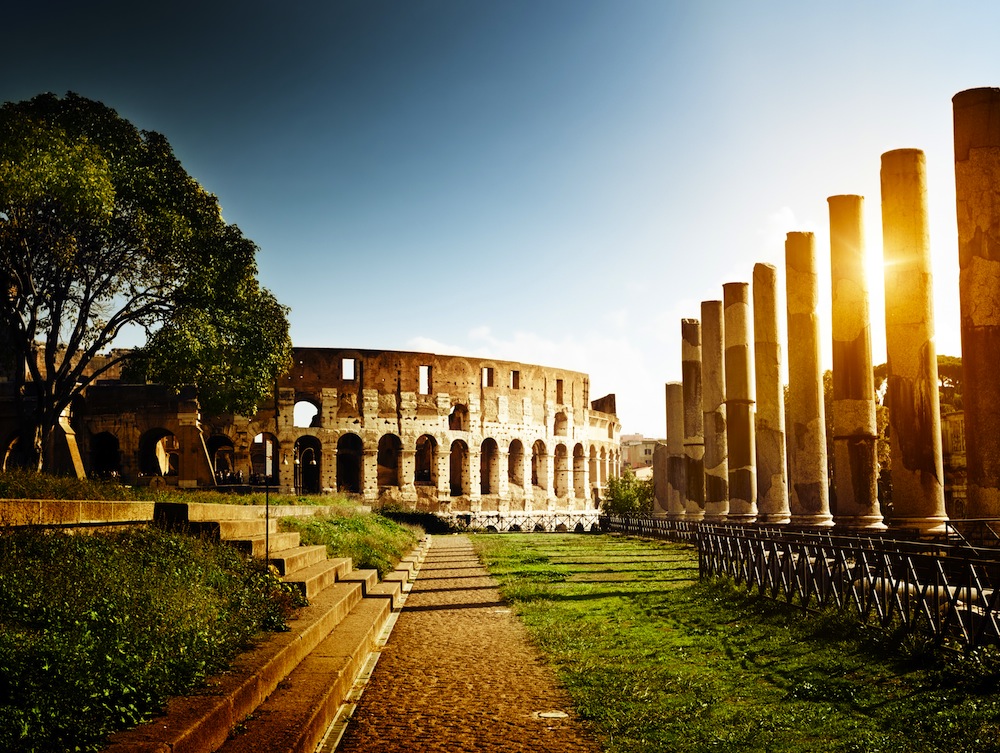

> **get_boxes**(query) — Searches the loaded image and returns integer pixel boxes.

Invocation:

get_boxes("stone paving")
[336,535,602,753]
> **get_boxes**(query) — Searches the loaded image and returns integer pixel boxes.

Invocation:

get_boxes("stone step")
[102,580,366,753]
[283,557,353,600]
[269,544,329,576]
[339,567,379,595]
[214,596,393,753]
[227,531,302,558]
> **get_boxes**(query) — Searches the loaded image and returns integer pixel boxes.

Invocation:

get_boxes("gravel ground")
[336,534,602,753]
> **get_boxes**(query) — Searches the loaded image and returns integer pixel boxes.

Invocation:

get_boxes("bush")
[0,527,301,752]
[601,467,654,517]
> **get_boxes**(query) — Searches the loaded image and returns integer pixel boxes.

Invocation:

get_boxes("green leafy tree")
[0,92,291,471]
[601,467,654,517]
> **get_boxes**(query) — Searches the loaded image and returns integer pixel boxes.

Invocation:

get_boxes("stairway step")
[215,597,393,753]
[339,568,379,595]
[269,545,329,576]
[103,580,365,753]
[369,578,405,610]
[226,531,302,557]
[283,557,353,600]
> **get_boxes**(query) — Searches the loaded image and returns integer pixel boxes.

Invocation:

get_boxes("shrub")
[601,467,654,517]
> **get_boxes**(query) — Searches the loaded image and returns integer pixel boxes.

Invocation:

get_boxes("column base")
[889,515,949,535]
[833,515,887,530]
[756,513,791,525]
[789,514,834,527]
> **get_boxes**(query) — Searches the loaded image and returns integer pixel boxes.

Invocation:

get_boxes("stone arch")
[589,445,599,498]
[554,444,569,497]
[250,432,279,485]
[480,438,499,495]
[2,434,26,471]
[206,435,235,480]
[531,440,548,490]
[89,431,121,479]
[336,433,363,493]
[293,399,320,428]
[508,439,525,487]
[449,404,469,432]
[554,411,568,436]
[138,428,178,477]
[377,434,402,487]
[295,435,322,494]
[600,446,608,485]
[414,434,437,485]
[450,439,469,496]
[573,443,586,498]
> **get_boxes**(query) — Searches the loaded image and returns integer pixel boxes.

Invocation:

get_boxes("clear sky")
[5,1,998,436]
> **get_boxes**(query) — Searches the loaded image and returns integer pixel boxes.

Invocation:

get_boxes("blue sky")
[5,1,998,436]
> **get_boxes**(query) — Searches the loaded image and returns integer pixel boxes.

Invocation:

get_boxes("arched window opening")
[295,436,322,494]
[480,438,499,495]
[250,432,279,485]
[336,434,363,494]
[531,440,548,490]
[90,432,121,479]
[573,444,586,498]
[2,435,27,472]
[554,444,569,497]
[293,400,320,429]
[449,404,469,432]
[415,434,437,485]
[508,440,525,487]
[554,411,568,436]
[377,434,402,487]
[207,435,237,484]
[139,429,178,477]
[450,440,469,496]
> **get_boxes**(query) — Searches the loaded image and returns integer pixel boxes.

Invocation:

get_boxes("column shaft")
[753,263,790,523]
[665,382,687,518]
[681,318,706,520]
[880,148,948,532]
[785,232,833,526]
[954,87,1000,517]
[723,282,757,522]
[701,301,729,520]
[829,195,883,528]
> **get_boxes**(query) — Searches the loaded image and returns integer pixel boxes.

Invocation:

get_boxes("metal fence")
[602,515,1000,649]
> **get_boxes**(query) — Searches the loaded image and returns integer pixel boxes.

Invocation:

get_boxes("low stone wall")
[0,499,155,528]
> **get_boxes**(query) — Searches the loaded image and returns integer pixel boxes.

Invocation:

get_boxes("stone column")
[681,318,706,520]
[753,263,790,523]
[701,301,729,521]
[723,282,758,523]
[665,381,687,518]
[829,195,884,529]
[880,148,948,533]
[954,87,1000,517]
[785,232,833,526]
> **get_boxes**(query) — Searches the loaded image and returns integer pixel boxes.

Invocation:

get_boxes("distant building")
[621,434,662,470]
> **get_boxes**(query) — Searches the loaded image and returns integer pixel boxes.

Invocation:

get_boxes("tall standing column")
[881,148,948,533]
[954,87,1000,517]
[753,263,790,523]
[785,232,833,526]
[681,318,706,520]
[723,282,757,522]
[701,301,729,521]
[829,195,884,529]
[665,381,687,518]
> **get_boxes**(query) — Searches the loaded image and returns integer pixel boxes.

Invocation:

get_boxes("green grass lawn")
[475,533,1000,753]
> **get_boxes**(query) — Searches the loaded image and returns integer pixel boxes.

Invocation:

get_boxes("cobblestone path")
[336,534,602,753]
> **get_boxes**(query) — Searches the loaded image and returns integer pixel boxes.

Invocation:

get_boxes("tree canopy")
[0,92,291,470]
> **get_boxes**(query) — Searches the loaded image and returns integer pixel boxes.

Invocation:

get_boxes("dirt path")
[335,534,602,753]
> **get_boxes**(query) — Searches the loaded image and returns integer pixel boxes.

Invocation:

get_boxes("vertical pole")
[665,382,687,519]
[723,282,757,523]
[701,300,729,521]
[681,318,706,520]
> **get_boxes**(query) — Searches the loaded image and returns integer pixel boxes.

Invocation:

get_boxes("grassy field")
[475,533,1000,753]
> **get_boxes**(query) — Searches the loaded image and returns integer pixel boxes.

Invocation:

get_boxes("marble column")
[829,195,884,529]
[880,148,948,533]
[681,318,706,520]
[723,282,757,523]
[785,232,833,526]
[665,381,687,518]
[701,300,729,521]
[753,262,790,523]
[954,87,1000,517]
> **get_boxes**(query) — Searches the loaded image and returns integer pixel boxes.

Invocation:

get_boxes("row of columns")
[657,84,1000,531]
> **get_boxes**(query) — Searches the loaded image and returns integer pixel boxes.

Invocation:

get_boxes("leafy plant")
[601,467,654,516]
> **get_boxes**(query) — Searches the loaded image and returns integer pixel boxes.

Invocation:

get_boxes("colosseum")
[2,347,622,524]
